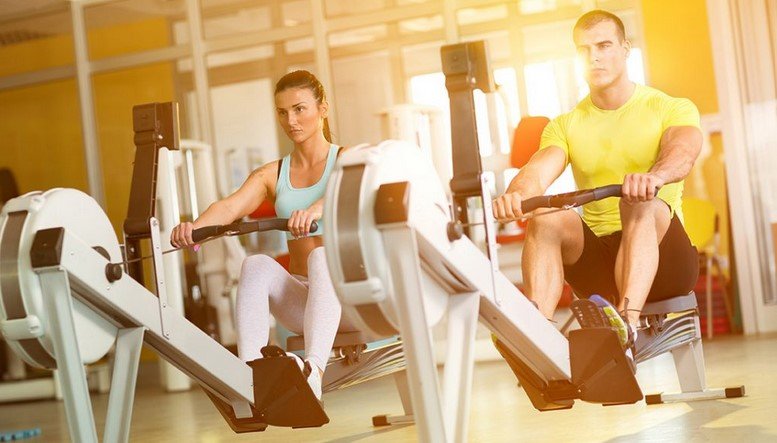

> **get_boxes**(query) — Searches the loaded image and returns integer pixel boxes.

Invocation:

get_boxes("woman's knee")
[241,254,277,275]
[307,246,326,265]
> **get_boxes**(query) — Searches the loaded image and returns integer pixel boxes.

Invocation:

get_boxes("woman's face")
[275,86,327,145]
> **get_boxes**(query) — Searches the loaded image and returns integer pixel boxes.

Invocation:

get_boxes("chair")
[682,197,735,338]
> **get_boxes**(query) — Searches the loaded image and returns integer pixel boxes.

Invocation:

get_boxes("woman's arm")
[171,160,279,247]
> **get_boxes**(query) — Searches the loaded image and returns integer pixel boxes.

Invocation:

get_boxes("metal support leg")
[649,336,729,402]
[38,268,99,443]
[646,314,744,404]
[382,227,447,442]
[442,291,479,443]
[373,370,415,426]
[104,327,145,443]
[671,337,707,393]
[395,370,414,419]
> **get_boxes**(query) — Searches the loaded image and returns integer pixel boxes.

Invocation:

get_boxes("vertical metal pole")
[184,149,200,218]
[310,0,338,136]
[442,0,458,43]
[70,2,105,207]
[186,0,225,196]
[506,2,528,118]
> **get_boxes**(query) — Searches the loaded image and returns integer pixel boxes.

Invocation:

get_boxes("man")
[492,10,702,356]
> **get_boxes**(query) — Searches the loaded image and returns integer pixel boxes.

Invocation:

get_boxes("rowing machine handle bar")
[190,225,221,243]
[521,184,622,214]
[191,219,319,243]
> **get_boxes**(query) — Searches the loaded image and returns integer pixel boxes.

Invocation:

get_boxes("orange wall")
[0,18,175,235]
[640,0,730,258]
[641,0,718,114]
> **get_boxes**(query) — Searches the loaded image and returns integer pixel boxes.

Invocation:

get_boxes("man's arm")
[650,126,703,183]
[493,146,567,221]
[622,125,703,202]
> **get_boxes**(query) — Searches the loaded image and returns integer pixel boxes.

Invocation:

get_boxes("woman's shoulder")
[245,159,283,187]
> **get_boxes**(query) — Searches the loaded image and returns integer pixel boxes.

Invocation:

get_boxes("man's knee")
[619,198,666,217]
[526,210,583,245]
[527,210,572,237]
[619,199,671,229]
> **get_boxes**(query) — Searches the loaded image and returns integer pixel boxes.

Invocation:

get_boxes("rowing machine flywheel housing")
[324,141,452,340]
[0,189,119,369]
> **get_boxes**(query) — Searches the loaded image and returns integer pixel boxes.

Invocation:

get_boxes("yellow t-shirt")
[539,84,700,236]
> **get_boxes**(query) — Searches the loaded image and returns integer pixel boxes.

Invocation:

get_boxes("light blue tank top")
[274,144,339,240]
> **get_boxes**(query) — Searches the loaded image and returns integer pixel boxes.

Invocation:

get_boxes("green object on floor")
[0,428,41,441]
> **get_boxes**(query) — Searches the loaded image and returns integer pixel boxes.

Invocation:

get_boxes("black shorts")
[563,213,699,304]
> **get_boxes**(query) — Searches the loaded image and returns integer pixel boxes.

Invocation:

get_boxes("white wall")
[331,52,394,146]
[210,78,279,192]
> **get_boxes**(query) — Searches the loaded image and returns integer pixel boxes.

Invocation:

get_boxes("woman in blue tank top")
[171,70,357,401]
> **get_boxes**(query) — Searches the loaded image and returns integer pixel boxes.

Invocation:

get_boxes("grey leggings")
[235,246,357,372]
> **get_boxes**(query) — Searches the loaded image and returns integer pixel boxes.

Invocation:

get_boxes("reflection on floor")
[1,333,775,442]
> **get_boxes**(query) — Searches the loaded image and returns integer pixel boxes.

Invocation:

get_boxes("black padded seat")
[286,331,368,352]
[640,292,698,316]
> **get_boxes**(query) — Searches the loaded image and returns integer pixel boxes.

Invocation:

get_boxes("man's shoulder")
[636,84,693,106]
[634,84,700,126]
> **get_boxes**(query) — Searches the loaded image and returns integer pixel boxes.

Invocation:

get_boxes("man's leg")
[522,209,586,319]
[615,199,672,325]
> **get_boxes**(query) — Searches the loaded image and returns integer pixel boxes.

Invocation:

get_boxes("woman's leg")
[234,254,308,362]
[303,246,358,373]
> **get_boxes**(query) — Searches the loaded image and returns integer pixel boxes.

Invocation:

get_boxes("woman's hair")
[274,70,332,143]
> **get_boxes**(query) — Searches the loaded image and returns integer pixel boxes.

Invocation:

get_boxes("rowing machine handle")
[591,184,623,200]
[191,219,319,243]
[191,225,221,243]
[521,184,623,214]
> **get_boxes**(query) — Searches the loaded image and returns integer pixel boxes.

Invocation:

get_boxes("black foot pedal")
[571,298,609,329]
[569,328,642,405]
[249,345,328,429]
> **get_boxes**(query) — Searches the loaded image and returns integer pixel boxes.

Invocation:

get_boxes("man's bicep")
[527,145,568,188]
[660,125,703,156]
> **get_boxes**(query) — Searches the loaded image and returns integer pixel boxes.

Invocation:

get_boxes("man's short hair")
[574,10,626,42]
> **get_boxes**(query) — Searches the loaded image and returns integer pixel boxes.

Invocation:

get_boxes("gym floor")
[1,332,775,442]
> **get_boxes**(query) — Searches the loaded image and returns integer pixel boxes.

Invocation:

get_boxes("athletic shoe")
[286,352,322,401]
[588,294,638,370]
[305,361,323,401]
[588,295,633,348]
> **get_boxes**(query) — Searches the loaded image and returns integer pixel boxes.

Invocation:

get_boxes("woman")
[171,70,355,400]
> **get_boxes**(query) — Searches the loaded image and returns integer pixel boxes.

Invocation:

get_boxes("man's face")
[574,20,631,90]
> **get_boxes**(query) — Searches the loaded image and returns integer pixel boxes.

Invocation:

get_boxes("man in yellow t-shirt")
[493,10,702,354]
